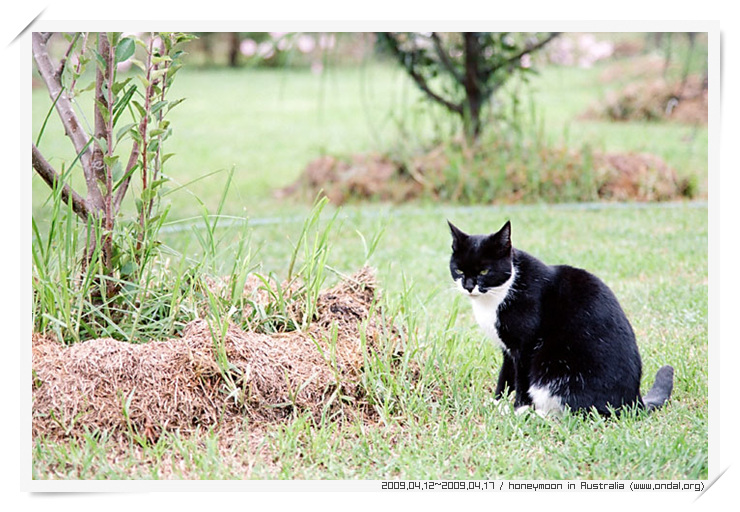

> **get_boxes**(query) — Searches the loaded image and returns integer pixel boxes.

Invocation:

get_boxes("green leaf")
[151,55,172,65]
[103,155,119,168]
[131,100,146,118]
[111,77,132,95]
[74,81,96,95]
[115,37,136,64]
[95,99,110,124]
[116,123,136,143]
[141,187,156,203]
[136,74,151,89]
[110,159,123,182]
[108,32,121,47]
[96,136,108,155]
[113,163,139,192]
[112,85,137,126]
[150,100,168,115]
[150,178,169,190]
[129,127,143,145]
[167,98,186,112]
[94,50,108,71]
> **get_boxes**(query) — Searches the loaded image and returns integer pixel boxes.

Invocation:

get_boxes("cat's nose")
[463,278,476,292]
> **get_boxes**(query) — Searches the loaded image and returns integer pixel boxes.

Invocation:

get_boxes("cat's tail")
[642,365,675,411]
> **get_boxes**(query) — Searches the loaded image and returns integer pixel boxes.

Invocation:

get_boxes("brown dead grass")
[583,74,708,124]
[593,152,689,201]
[279,145,692,205]
[275,153,424,205]
[32,267,396,443]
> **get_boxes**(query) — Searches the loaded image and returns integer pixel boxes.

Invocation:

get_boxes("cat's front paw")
[515,404,559,420]
[514,405,532,416]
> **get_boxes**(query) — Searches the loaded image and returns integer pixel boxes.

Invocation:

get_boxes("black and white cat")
[448,220,674,417]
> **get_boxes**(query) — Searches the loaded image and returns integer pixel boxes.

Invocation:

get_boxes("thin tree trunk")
[463,33,483,142]
[93,33,115,272]
[228,32,240,67]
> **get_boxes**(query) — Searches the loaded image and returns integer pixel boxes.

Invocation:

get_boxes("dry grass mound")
[275,153,424,205]
[584,75,708,124]
[32,267,394,441]
[279,145,692,205]
[593,152,690,201]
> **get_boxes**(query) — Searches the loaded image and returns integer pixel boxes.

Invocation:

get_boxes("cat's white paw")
[514,405,559,420]
[514,405,531,416]
[535,408,550,419]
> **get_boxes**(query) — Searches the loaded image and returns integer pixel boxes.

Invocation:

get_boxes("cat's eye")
[479,269,489,276]
[454,269,464,275]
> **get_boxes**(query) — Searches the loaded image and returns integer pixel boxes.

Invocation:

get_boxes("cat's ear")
[497,221,512,247]
[488,221,512,254]
[448,221,467,250]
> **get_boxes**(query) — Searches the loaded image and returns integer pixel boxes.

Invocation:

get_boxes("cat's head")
[448,220,513,296]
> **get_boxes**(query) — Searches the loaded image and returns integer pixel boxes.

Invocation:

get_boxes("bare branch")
[379,33,463,115]
[502,32,561,69]
[32,32,105,211]
[477,32,561,98]
[55,33,81,81]
[430,33,464,85]
[31,143,89,221]
[67,33,89,93]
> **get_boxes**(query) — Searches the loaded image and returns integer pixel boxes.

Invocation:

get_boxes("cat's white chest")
[470,293,508,351]
[463,269,516,352]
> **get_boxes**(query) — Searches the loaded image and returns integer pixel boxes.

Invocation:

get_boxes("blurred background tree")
[376,32,560,142]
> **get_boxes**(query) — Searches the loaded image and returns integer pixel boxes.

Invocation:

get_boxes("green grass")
[31,38,708,481]
[32,62,450,221]
[31,202,708,480]
[33,58,708,221]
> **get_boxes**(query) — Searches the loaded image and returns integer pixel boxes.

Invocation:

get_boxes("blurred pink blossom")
[547,33,614,68]
[276,37,291,51]
[258,41,275,59]
[240,39,257,56]
[576,34,613,67]
[151,35,164,53]
[318,33,335,49]
[297,34,316,53]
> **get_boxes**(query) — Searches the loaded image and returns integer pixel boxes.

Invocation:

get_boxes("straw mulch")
[32,267,394,441]
[279,145,694,206]
[585,74,708,125]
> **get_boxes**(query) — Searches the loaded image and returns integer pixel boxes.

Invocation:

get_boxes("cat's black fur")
[448,220,674,416]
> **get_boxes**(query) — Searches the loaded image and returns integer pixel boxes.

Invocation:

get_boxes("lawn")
[30,34,709,481]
